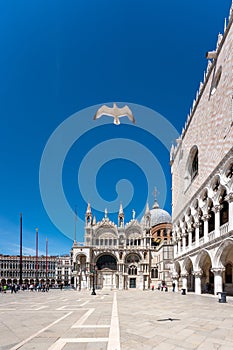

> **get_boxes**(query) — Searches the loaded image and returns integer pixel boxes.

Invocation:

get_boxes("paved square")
[0,289,233,349]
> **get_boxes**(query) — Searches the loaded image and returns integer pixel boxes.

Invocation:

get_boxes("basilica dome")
[141,200,172,227]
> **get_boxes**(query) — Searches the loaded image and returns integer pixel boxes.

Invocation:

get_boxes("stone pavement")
[0,288,233,350]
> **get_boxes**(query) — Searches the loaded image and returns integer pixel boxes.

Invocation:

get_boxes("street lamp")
[91,264,97,295]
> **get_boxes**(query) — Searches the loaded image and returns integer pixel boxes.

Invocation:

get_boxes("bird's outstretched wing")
[118,105,136,123]
[93,105,114,120]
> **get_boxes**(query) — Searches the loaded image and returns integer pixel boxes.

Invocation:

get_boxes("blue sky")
[0,0,232,256]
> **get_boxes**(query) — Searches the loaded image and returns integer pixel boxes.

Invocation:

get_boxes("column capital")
[225,192,233,203]
[211,267,225,275]
[171,272,179,279]
[202,214,211,221]
[181,273,189,278]
[193,270,203,278]
[213,204,222,213]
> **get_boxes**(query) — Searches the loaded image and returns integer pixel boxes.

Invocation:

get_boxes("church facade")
[170,3,233,295]
[71,201,173,291]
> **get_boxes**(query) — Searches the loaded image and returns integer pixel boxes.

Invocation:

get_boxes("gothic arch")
[213,238,233,267]
[222,157,233,189]
[194,249,213,271]
[183,256,194,273]
[124,253,141,264]
[174,260,181,275]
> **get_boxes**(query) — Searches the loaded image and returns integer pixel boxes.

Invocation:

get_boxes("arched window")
[191,149,198,180]
[225,263,232,284]
[151,268,158,278]
[208,208,215,233]
[199,219,204,239]
[192,229,195,243]
[128,265,137,275]
[185,146,199,188]
[220,200,229,226]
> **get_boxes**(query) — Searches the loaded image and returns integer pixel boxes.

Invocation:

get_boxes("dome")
[141,200,172,227]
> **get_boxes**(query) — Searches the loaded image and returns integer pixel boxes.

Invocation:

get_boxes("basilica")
[71,201,173,290]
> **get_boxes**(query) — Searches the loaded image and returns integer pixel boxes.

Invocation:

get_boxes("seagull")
[93,103,135,125]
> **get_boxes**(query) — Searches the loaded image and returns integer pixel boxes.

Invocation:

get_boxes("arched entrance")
[125,253,141,289]
[75,254,88,290]
[215,239,233,295]
[184,257,194,292]
[96,254,117,290]
[197,250,213,294]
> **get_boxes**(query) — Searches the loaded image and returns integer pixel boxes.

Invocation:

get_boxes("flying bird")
[93,103,135,125]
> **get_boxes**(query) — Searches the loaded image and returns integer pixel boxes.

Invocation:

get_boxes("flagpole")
[19,213,23,286]
[46,238,48,281]
[36,228,38,284]
[74,206,77,244]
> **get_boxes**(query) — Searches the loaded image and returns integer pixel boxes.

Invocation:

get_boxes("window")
[151,268,158,278]
[208,209,215,233]
[191,150,198,180]
[128,265,137,275]
[220,200,229,226]
[199,219,204,239]
[185,146,199,189]
[163,246,173,260]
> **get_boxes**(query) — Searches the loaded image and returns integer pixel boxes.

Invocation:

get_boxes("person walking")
[11,284,16,294]
[172,282,176,292]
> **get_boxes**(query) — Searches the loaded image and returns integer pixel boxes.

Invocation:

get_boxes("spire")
[86,202,91,214]
[85,202,92,226]
[104,208,108,218]
[145,202,150,215]
[224,18,227,32]
[93,216,96,225]
[132,209,136,220]
[119,202,124,215]
[118,202,124,227]
[153,187,159,209]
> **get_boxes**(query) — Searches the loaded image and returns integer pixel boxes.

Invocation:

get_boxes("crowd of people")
[0,283,65,293]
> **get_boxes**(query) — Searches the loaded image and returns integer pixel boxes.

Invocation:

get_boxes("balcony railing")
[208,230,215,241]
[220,222,229,236]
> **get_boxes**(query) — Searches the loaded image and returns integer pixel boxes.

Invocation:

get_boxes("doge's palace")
[170,2,233,295]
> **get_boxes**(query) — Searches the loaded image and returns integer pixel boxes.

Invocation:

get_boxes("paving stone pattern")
[0,289,233,349]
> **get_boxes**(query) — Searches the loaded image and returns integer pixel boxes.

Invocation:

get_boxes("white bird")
[93,103,135,125]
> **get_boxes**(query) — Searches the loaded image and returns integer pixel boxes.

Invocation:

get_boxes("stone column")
[193,270,203,295]
[177,238,181,255]
[181,273,188,291]
[172,273,179,292]
[211,267,225,295]
[203,214,210,243]
[194,222,200,247]
[118,273,123,290]
[188,228,192,250]
[74,275,77,289]
[139,271,144,290]
[181,233,186,252]
[226,193,233,232]
[213,205,221,238]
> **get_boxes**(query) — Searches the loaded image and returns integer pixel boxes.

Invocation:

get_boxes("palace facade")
[0,254,72,287]
[170,3,233,295]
